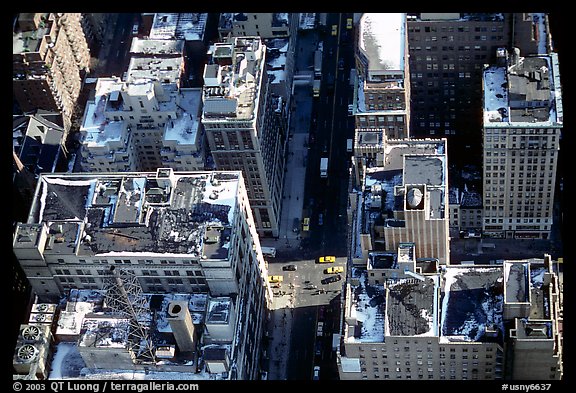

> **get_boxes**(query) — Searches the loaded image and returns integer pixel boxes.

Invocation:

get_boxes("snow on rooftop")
[359,13,405,72]
[533,13,547,55]
[200,174,239,225]
[483,66,509,124]
[49,343,85,379]
[81,80,125,147]
[348,271,386,343]
[440,267,504,343]
[299,13,316,30]
[530,265,546,289]
[155,293,208,333]
[164,89,201,144]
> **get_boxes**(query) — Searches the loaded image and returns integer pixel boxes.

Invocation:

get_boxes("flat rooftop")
[364,139,447,215]
[202,37,265,121]
[344,260,553,345]
[150,13,207,41]
[359,13,405,74]
[440,267,504,344]
[26,171,241,258]
[130,38,185,57]
[163,88,202,145]
[126,57,183,84]
[483,54,562,126]
[80,78,127,148]
[386,276,439,337]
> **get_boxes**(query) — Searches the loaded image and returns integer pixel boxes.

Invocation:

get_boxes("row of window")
[408,26,504,34]
[410,45,490,52]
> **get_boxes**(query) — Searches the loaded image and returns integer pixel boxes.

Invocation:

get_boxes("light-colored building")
[149,13,208,42]
[202,36,286,238]
[350,137,450,265]
[338,253,563,380]
[218,13,298,108]
[482,50,562,239]
[12,169,273,379]
[352,13,410,165]
[13,13,91,132]
[78,76,205,173]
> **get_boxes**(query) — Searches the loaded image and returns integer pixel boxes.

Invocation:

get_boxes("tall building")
[202,36,286,238]
[218,13,292,39]
[352,13,411,165]
[13,13,91,132]
[218,13,299,109]
[482,50,562,239]
[337,253,563,380]
[12,169,272,379]
[78,75,206,173]
[349,137,450,265]
[406,13,552,167]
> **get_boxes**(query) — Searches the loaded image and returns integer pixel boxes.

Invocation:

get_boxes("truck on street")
[320,157,328,178]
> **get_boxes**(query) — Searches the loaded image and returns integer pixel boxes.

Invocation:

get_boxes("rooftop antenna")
[101,266,156,364]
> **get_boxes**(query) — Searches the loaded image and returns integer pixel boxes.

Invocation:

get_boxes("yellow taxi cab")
[331,25,338,36]
[325,266,344,274]
[346,18,353,29]
[318,255,336,263]
[268,275,284,283]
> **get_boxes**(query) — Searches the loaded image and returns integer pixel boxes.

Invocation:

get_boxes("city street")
[262,13,355,381]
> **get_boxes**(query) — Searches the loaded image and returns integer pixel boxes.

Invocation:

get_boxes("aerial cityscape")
[12,12,564,384]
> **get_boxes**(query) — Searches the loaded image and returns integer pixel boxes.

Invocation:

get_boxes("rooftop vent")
[406,187,423,209]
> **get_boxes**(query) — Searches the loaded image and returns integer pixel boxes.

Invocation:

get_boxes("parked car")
[318,255,336,263]
[321,274,342,284]
[325,266,344,274]
[283,264,297,271]
[268,275,283,283]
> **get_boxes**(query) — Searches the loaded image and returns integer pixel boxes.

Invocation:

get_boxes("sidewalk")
[261,86,312,255]
[267,288,295,380]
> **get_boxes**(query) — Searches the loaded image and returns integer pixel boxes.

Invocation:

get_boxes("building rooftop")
[440,267,504,344]
[344,258,555,345]
[202,37,265,121]
[50,289,228,379]
[126,57,183,85]
[504,259,551,320]
[386,275,439,337]
[265,38,289,85]
[27,170,242,258]
[363,139,447,217]
[129,38,185,57]
[483,53,562,127]
[80,78,127,148]
[449,185,483,208]
[163,88,202,145]
[346,269,386,343]
[359,13,405,74]
[13,22,50,55]
[13,111,65,175]
[150,13,207,41]
[206,298,232,325]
